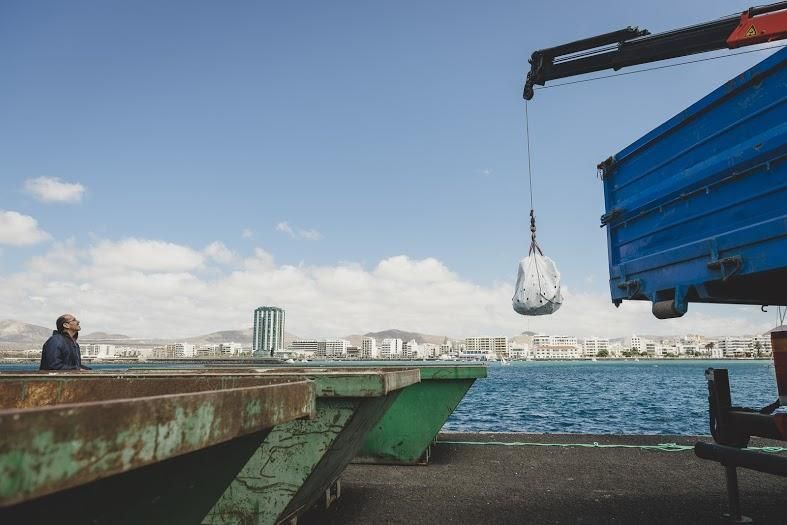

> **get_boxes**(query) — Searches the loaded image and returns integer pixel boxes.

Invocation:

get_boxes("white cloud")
[24,177,86,203]
[276,221,322,241]
[0,211,51,245]
[241,228,253,239]
[298,229,322,241]
[204,241,236,264]
[0,239,774,340]
[28,239,81,274]
[90,238,204,272]
[275,222,295,237]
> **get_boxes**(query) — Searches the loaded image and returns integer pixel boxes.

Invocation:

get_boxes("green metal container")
[0,375,316,525]
[353,365,486,465]
[203,367,419,525]
[83,367,420,524]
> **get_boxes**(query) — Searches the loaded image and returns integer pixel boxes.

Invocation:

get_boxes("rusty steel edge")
[6,368,423,397]
[0,380,316,506]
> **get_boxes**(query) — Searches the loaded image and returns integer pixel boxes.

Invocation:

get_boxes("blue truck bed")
[600,48,787,318]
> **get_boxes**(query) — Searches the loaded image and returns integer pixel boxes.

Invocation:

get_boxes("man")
[40,314,91,371]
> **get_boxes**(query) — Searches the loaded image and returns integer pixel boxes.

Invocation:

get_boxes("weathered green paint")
[205,398,357,525]
[2,429,271,525]
[416,365,487,381]
[0,377,316,510]
[118,367,420,398]
[202,370,414,525]
[354,365,487,465]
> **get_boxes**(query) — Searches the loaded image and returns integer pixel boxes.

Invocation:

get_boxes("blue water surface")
[444,360,778,435]
[1,359,777,435]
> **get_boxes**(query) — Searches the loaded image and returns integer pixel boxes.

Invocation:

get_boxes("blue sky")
[0,0,782,338]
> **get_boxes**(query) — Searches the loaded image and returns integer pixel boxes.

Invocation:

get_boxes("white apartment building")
[717,335,773,357]
[662,344,680,357]
[422,343,439,358]
[403,339,419,359]
[608,342,624,357]
[643,341,662,357]
[718,337,751,358]
[677,342,701,356]
[751,335,773,355]
[289,340,321,356]
[164,342,195,358]
[464,337,509,359]
[439,342,454,356]
[219,342,244,356]
[380,338,403,358]
[361,337,378,359]
[582,337,609,358]
[627,335,644,353]
[321,339,349,358]
[532,335,582,359]
[114,346,141,358]
[196,344,220,357]
[508,342,529,360]
[82,343,116,357]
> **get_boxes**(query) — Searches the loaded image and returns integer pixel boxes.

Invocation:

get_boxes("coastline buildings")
[290,340,320,355]
[288,339,350,358]
[253,306,285,356]
[321,339,349,358]
[532,335,583,359]
[82,343,116,358]
[76,329,778,362]
[463,337,509,360]
[361,337,378,358]
[582,337,609,358]
[380,338,403,358]
[717,335,773,357]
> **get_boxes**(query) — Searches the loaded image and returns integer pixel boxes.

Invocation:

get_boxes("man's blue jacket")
[39,331,90,370]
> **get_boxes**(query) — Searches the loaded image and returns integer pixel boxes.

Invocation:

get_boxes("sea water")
[445,360,778,435]
[1,359,777,435]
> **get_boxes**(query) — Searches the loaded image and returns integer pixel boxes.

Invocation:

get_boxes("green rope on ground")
[434,440,787,453]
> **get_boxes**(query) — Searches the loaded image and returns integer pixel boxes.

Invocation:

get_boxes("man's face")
[64,316,81,332]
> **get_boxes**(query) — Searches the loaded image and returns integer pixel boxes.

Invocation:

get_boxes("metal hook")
[761,305,768,313]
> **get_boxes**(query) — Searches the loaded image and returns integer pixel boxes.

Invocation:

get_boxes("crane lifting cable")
[512,101,563,316]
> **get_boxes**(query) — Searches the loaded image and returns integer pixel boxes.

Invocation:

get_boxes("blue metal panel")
[601,48,787,316]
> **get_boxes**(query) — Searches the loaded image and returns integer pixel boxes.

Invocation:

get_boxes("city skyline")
[69,331,775,361]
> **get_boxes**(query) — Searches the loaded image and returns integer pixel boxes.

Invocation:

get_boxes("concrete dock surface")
[302,432,787,524]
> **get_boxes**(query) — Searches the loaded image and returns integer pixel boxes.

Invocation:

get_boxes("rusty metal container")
[0,374,316,525]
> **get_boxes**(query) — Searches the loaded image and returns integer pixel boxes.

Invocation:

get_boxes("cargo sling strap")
[512,102,563,316]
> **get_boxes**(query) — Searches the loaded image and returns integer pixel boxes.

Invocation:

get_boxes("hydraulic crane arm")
[524,1,787,99]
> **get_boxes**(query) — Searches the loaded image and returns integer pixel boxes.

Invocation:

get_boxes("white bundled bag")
[512,241,563,316]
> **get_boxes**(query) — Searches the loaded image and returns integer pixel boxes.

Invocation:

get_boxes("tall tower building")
[253,306,285,356]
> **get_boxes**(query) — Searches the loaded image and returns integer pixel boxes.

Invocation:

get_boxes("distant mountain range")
[340,329,450,348]
[0,321,451,350]
[82,331,130,340]
[0,320,51,344]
